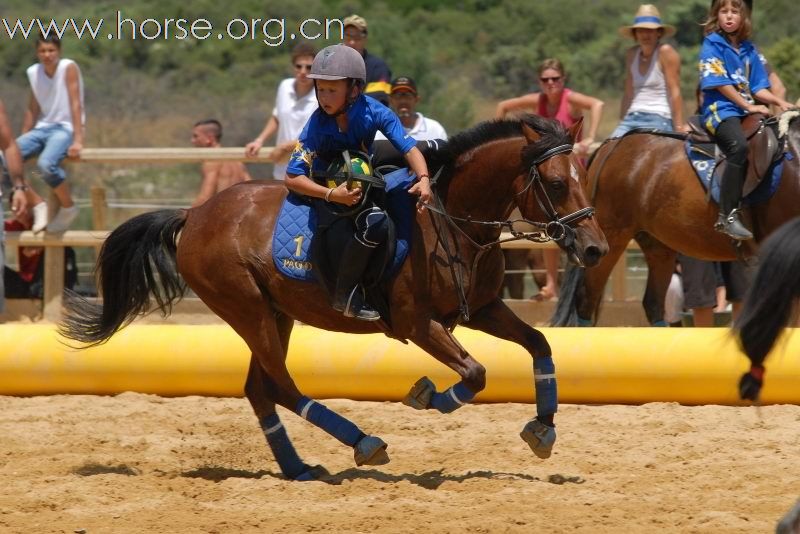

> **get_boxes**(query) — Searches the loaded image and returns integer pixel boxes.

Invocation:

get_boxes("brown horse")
[59,115,607,481]
[552,112,800,327]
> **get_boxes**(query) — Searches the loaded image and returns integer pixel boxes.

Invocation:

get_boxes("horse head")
[515,117,608,267]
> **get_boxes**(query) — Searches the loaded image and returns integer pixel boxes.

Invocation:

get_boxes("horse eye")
[548,180,566,192]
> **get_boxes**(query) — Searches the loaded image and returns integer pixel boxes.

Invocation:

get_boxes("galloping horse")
[552,112,800,327]
[60,115,607,481]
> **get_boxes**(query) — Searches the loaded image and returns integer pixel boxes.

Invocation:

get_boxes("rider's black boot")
[332,239,381,321]
[716,161,753,241]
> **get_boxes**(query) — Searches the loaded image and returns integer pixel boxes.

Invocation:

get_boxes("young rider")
[285,44,432,320]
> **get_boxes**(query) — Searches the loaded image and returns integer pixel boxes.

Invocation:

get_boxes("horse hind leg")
[197,276,389,475]
[465,298,557,459]
[635,232,677,326]
[404,321,486,415]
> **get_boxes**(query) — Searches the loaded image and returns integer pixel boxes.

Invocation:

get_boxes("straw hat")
[618,4,676,39]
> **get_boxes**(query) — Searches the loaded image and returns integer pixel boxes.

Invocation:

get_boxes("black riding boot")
[332,238,381,321]
[716,161,753,241]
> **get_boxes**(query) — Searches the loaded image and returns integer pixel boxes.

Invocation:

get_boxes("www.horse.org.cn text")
[0,12,347,47]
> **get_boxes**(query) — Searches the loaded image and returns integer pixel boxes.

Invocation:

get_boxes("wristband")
[417,173,429,179]
[12,185,28,192]
[324,188,334,202]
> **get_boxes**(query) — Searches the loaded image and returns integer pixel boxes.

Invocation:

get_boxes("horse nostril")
[583,245,603,267]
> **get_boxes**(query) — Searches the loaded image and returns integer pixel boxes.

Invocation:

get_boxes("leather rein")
[424,143,595,251]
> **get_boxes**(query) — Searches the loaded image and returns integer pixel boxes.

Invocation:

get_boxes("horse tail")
[550,264,585,326]
[735,217,800,366]
[59,209,188,346]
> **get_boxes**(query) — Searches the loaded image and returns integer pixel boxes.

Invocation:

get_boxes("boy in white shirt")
[17,34,84,233]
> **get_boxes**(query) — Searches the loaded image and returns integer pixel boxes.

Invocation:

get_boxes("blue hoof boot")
[354,435,390,466]
[292,464,330,481]
[403,376,436,410]
[520,419,557,459]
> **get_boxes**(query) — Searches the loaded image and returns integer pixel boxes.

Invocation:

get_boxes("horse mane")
[428,114,570,192]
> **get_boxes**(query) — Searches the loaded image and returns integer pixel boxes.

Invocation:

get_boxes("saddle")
[686,113,782,198]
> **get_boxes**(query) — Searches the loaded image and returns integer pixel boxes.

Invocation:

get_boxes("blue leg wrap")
[260,413,306,478]
[429,382,475,414]
[577,317,593,327]
[295,396,362,446]
[651,319,668,327]
[534,356,558,417]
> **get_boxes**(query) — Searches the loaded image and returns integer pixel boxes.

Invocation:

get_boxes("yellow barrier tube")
[0,325,797,404]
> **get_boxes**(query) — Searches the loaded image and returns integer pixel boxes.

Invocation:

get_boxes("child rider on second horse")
[699,0,793,240]
[285,44,432,321]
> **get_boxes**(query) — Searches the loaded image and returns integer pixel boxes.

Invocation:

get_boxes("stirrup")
[715,209,753,241]
[336,286,380,322]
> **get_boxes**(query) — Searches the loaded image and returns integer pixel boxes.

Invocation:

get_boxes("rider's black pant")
[715,117,748,214]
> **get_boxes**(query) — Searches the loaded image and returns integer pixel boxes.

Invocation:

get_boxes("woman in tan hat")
[611,4,688,136]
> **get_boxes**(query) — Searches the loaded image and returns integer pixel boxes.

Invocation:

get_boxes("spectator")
[374,76,447,142]
[17,34,84,234]
[341,14,392,106]
[612,4,688,136]
[679,255,751,327]
[191,119,252,208]
[4,207,77,299]
[245,42,318,180]
[0,98,30,314]
[496,58,604,300]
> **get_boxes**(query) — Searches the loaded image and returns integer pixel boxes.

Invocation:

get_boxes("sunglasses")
[540,76,562,83]
[343,32,366,41]
[294,64,312,71]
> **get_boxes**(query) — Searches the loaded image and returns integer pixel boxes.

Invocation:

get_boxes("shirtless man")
[191,119,251,207]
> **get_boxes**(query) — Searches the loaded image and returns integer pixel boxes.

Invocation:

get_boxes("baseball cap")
[342,14,368,33]
[391,76,417,95]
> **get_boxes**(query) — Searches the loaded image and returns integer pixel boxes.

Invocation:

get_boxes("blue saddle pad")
[685,140,787,206]
[272,168,416,281]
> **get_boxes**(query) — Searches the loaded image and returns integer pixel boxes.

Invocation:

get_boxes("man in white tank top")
[16,34,84,233]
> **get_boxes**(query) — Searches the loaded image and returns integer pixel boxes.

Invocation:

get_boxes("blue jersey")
[286,94,416,177]
[698,31,770,134]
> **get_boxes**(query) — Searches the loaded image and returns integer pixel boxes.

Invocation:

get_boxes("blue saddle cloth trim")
[684,140,784,206]
[272,167,416,282]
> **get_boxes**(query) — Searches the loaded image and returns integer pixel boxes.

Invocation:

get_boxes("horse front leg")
[405,321,486,414]
[465,298,557,459]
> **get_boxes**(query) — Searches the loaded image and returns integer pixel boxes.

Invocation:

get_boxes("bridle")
[424,143,595,251]
[424,142,595,325]
[514,143,595,248]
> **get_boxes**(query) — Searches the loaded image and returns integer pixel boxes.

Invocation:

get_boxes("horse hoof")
[354,435,390,466]
[292,464,330,482]
[520,419,557,459]
[402,376,436,410]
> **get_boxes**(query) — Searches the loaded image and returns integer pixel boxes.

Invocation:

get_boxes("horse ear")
[521,122,541,143]
[567,117,584,143]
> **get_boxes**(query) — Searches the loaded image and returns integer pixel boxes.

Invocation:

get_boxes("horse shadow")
[178,465,585,489]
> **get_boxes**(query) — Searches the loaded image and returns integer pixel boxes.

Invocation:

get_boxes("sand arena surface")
[0,395,798,533]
